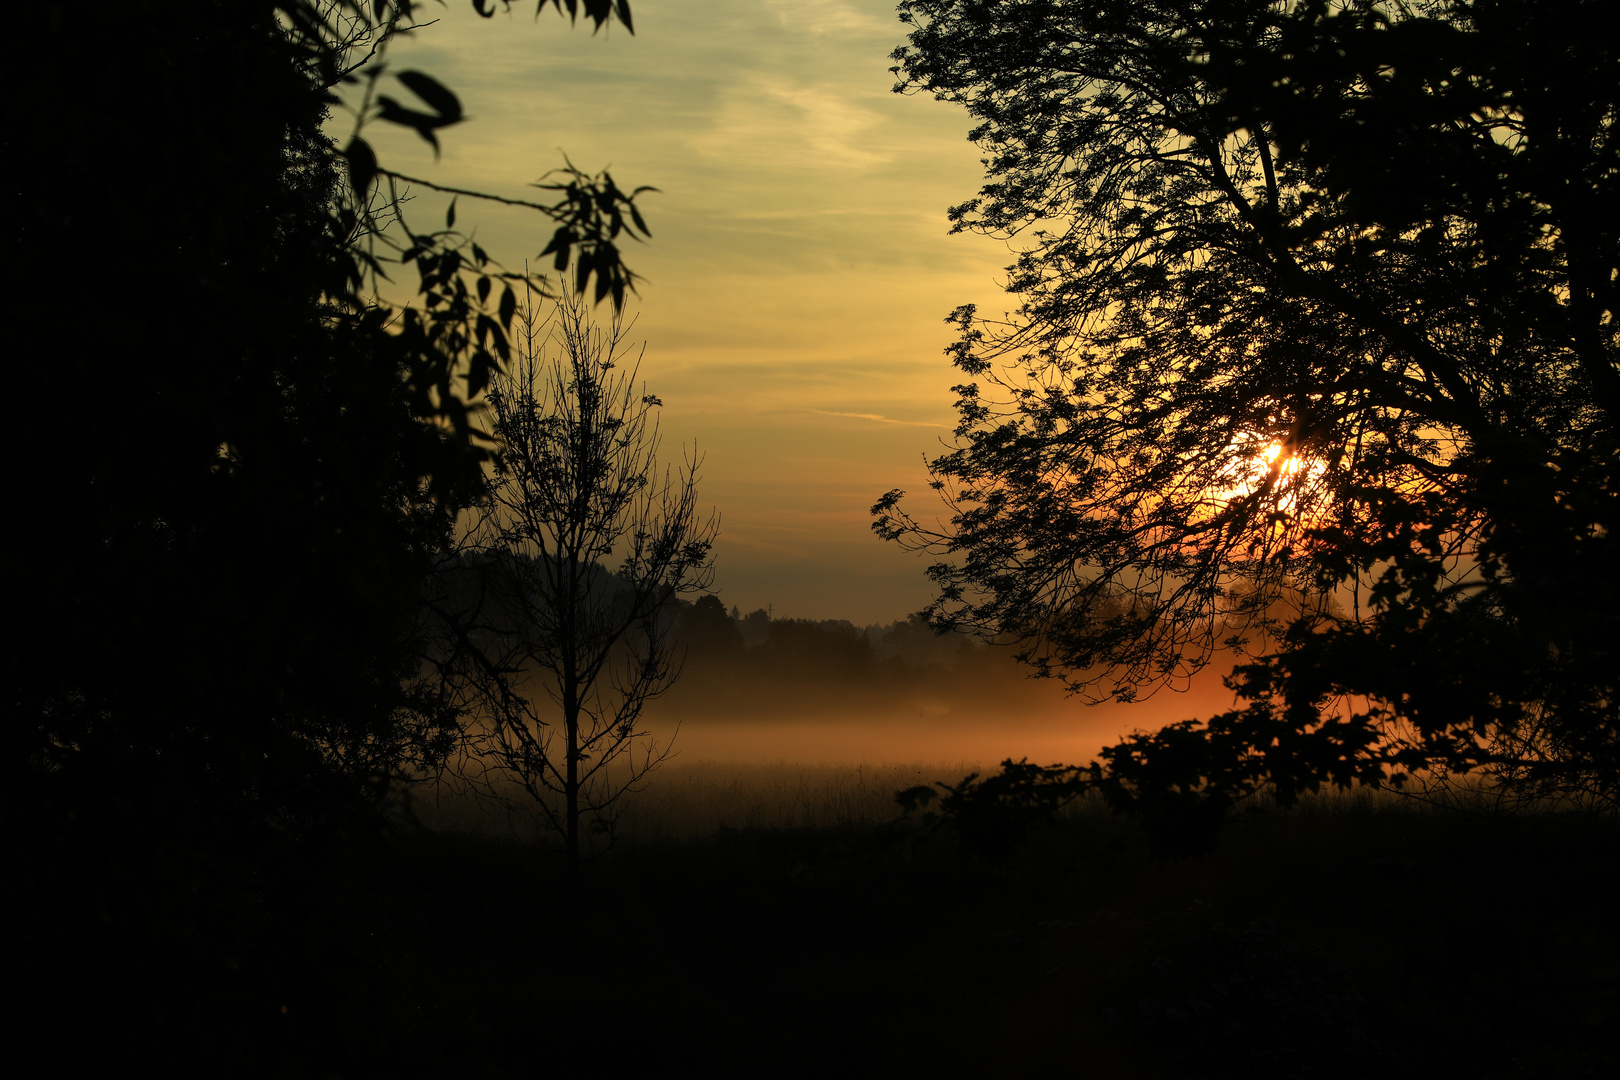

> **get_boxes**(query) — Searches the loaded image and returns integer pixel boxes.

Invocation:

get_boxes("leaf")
[376,97,444,153]
[542,226,575,270]
[344,136,378,194]
[499,286,517,330]
[466,351,493,398]
[396,70,463,124]
[446,197,457,229]
[475,312,499,347]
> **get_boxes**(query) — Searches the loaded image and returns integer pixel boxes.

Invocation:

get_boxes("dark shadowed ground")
[23,773,1616,1078]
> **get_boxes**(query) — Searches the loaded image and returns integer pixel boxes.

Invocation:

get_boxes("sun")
[1201,435,1333,540]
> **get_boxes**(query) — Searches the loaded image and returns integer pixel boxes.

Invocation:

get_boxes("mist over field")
[637,600,1241,765]
[415,600,1241,839]
[412,616,1241,847]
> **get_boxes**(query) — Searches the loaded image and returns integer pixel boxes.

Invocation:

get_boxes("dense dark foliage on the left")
[11,0,446,829]
[3,4,639,1071]
[7,5,431,1070]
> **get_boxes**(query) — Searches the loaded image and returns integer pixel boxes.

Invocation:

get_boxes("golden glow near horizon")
[1205,437,1329,528]
[346,1,1010,623]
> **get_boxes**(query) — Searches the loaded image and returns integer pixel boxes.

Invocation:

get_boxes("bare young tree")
[442,286,716,875]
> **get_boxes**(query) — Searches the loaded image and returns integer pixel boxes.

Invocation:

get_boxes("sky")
[348,0,1014,624]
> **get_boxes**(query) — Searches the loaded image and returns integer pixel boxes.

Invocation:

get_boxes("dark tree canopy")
[876,0,1619,811]
[5,1,650,827]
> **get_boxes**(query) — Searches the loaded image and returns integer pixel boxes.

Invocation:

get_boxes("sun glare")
[1261,440,1311,485]
[1201,437,1332,541]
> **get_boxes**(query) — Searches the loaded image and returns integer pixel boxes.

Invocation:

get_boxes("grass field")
[23,761,1618,1077]
[406,759,991,840]
[405,755,1551,843]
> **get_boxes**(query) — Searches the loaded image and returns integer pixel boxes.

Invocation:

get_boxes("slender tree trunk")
[564,676,580,879]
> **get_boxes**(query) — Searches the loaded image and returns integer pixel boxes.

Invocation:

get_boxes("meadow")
[357,760,1617,1078]
[22,633,1613,1080]
[408,759,987,840]
[24,753,1617,1077]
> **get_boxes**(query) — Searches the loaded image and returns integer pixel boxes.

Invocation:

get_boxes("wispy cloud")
[767,0,893,36]
[695,75,891,173]
[376,1,999,621]
[809,409,947,428]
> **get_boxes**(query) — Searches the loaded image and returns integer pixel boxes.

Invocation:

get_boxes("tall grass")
[612,760,995,840]
[401,760,991,844]
[1235,768,1614,818]
[400,754,1598,857]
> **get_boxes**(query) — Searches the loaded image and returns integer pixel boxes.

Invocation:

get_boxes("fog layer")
[638,600,1240,764]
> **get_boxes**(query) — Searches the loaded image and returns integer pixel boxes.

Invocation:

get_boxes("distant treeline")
[655,596,1059,720]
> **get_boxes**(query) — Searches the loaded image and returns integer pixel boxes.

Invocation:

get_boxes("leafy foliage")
[307,0,656,462]
[876,0,1619,813]
[6,1,653,826]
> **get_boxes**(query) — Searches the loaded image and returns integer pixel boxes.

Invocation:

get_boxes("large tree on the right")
[875,0,1619,816]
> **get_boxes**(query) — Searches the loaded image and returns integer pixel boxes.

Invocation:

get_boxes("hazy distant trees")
[737,606,774,647]
[874,611,978,670]
[652,606,1042,722]
[679,595,745,657]
[876,0,1619,814]
[441,289,716,874]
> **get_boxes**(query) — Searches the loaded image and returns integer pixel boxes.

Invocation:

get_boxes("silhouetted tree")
[875,0,1618,815]
[442,288,716,875]
[6,1,653,826]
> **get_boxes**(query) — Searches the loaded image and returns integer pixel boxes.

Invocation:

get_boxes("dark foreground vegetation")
[22,784,1615,1078]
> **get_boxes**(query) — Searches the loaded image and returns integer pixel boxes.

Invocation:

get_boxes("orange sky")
[346,1,1012,623]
